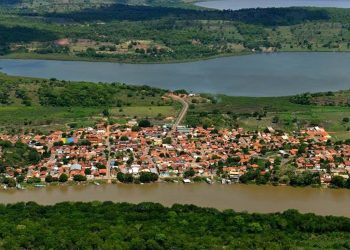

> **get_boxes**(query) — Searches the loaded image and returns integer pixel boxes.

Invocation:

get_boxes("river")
[1,183,350,217]
[195,0,350,10]
[1,52,350,96]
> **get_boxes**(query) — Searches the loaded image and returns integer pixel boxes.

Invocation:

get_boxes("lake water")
[1,53,350,96]
[195,0,350,10]
[1,183,350,216]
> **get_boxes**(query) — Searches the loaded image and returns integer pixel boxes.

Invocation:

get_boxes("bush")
[59,173,68,183]
[73,174,87,182]
[27,177,41,184]
[117,172,134,183]
[331,176,345,188]
[138,119,151,127]
[139,172,158,183]
[45,175,53,183]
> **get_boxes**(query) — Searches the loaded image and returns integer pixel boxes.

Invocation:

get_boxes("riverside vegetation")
[1,1,350,62]
[0,201,349,249]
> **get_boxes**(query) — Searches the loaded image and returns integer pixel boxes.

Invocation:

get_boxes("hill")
[0,5,350,63]
[0,73,178,134]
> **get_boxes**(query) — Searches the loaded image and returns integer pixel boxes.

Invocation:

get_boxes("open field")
[110,105,179,120]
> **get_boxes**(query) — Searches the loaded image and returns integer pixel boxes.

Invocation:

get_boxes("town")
[1,116,350,189]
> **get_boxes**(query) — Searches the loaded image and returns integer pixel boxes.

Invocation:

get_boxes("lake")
[195,0,350,10]
[1,183,350,217]
[1,53,350,96]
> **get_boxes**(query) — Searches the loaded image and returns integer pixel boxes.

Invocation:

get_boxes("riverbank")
[0,183,349,216]
[0,51,254,65]
[2,50,350,65]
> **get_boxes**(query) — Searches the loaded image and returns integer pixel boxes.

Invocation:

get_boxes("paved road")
[168,94,189,134]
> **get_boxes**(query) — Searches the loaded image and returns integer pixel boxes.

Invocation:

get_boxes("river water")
[1,183,350,216]
[1,52,350,96]
[195,0,350,10]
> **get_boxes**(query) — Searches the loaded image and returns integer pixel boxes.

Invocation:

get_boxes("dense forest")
[0,201,348,249]
[42,5,330,25]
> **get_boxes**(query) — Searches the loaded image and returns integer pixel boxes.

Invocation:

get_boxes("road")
[105,124,112,182]
[168,94,189,134]
[103,94,187,180]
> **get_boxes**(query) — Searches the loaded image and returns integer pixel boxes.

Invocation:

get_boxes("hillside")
[1,73,350,139]
[0,5,350,63]
[0,73,178,134]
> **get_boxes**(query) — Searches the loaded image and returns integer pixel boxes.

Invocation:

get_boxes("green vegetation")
[0,0,198,13]
[0,202,349,249]
[1,3,350,63]
[186,92,350,140]
[0,140,41,169]
[0,73,177,133]
[2,71,350,139]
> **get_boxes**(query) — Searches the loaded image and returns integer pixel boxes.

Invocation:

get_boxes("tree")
[124,173,134,183]
[117,172,134,183]
[16,175,25,183]
[183,168,195,178]
[117,172,125,182]
[4,178,16,188]
[162,137,172,144]
[59,173,68,183]
[102,108,110,117]
[120,135,129,141]
[45,175,53,183]
[27,177,41,184]
[345,178,350,189]
[73,174,87,182]
[331,176,345,188]
[131,125,140,132]
[85,168,91,175]
[28,149,41,164]
[272,116,279,123]
[138,119,151,127]
[139,172,158,183]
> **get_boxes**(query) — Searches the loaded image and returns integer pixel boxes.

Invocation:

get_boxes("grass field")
[110,105,180,120]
